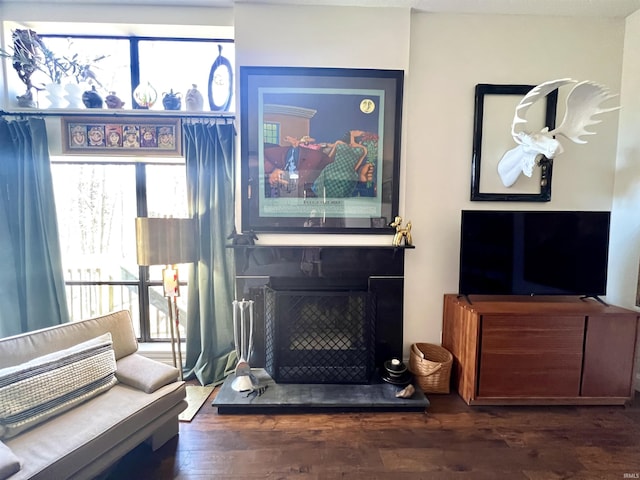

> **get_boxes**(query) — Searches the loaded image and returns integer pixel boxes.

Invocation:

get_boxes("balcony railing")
[64,267,186,340]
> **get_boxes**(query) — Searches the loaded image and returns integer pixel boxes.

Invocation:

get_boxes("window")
[264,122,280,145]
[40,32,234,341]
[36,34,234,112]
[51,158,189,341]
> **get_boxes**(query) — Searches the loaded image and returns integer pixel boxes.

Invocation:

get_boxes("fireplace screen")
[264,286,376,384]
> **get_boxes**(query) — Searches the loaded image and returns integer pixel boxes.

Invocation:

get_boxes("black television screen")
[458,210,610,296]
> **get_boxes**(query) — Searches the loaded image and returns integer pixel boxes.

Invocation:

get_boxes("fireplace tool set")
[231,299,266,396]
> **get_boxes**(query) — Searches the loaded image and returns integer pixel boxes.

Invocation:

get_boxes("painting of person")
[263,136,333,198]
[263,131,377,199]
[122,125,140,148]
[140,126,158,148]
[312,130,377,198]
[87,125,106,147]
[157,126,175,149]
[69,125,87,147]
[105,125,122,148]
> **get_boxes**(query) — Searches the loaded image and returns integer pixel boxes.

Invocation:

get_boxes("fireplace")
[233,246,405,382]
[264,285,376,383]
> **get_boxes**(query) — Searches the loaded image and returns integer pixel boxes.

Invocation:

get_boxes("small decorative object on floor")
[133,81,157,109]
[185,84,204,111]
[82,85,103,108]
[409,343,452,394]
[390,216,412,247]
[105,91,125,109]
[162,89,182,110]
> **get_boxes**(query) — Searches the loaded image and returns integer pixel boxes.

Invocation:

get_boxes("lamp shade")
[135,217,197,266]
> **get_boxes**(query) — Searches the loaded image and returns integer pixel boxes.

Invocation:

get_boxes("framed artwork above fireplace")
[240,66,404,234]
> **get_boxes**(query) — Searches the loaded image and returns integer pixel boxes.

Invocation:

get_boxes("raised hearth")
[213,368,429,414]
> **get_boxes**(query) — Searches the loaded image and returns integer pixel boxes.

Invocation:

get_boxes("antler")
[511,78,576,142]
[549,80,620,144]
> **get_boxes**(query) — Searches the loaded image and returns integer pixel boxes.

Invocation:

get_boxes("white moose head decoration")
[497,78,619,188]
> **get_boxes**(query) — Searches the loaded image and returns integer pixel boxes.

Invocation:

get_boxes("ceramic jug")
[105,91,125,109]
[162,89,182,110]
[185,84,204,111]
[82,85,103,109]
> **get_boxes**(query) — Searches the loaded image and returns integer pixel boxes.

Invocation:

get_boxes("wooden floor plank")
[106,388,640,479]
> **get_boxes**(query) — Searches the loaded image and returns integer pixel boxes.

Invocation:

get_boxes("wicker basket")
[409,343,453,394]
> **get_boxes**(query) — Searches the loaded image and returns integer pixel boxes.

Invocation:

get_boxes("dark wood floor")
[107,388,640,479]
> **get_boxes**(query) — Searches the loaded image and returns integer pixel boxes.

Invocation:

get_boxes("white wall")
[402,13,625,351]
[611,9,640,388]
[233,4,412,246]
[234,7,628,355]
[234,4,410,70]
[1,4,634,366]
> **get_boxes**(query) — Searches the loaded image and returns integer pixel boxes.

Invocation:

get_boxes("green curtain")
[0,118,70,337]
[183,121,237,386]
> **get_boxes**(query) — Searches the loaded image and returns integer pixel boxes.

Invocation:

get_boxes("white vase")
[64,82,87,109]
[45,83,66,109]
[186,84,204,111]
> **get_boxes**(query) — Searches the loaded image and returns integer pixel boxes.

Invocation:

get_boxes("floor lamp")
[135,217,197,380]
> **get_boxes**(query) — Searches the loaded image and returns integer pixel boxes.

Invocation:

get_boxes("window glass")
[52,163,138,282]
[264,122,280,145]
[146,163,190,282]
[37,37,131,109]
[66,284,141,337]
[52,159,191,341]
[149,285,188,339]
[137,40,234,112]
[146,163,188,218]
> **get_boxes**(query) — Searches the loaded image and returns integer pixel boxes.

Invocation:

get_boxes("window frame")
[51,156,189,342]
[44,32,233,341]
[39,33,234,112]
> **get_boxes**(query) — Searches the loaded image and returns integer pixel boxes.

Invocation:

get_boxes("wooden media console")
[442,294,639,405]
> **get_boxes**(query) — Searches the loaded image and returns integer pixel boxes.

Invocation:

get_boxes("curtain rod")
[0,109,236,121]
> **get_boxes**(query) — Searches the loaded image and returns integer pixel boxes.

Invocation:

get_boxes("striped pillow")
[0,333,117,439]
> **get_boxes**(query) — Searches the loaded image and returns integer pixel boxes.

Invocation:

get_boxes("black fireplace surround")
[233,246,406,384]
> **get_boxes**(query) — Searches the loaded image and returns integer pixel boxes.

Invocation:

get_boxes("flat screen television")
[458,210,611,297]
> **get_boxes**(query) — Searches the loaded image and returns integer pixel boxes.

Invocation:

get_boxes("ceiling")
[11,0,640,18]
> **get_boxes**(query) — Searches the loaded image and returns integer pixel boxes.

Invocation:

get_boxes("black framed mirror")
[471,83,558,202]
[208,45,233,112]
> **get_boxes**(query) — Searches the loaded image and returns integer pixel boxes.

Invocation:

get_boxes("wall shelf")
[0,108,235,120]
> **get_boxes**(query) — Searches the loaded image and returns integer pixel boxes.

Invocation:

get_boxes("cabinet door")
[581,315,638,397]
[478,315,585,397]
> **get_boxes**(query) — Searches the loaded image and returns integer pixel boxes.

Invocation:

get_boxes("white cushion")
[116,353,179,393]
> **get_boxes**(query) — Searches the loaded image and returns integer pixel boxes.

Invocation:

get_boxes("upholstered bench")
[0,310,186,480]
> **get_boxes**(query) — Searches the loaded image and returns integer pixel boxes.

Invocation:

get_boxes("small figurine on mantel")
[227,227,258,246]
[390,216,412,247]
